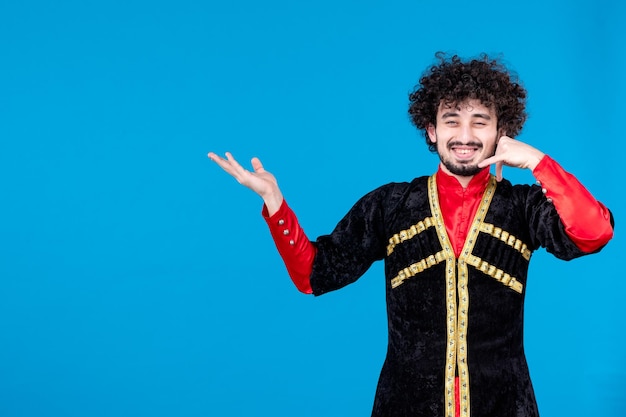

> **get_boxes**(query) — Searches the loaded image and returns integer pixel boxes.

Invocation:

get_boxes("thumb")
[251,157,265,173]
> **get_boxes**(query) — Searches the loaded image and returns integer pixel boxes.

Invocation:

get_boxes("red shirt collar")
[435,165,491,195]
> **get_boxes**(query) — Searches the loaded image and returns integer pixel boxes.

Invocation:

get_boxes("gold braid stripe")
[479,223,532,261]
[426,175,458,417]
[466,254,524,294]
[455,175,497,417]
[386,217,435,256]
[390,250,446,288]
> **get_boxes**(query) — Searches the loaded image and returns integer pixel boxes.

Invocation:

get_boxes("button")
[283,229,290,235]
[536,180,542,186]
[541,188,547,194]
[278,219,285,226]
[546,198,553,204]
[289,239,295,245]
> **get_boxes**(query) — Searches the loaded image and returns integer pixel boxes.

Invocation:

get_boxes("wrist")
[262,191,284,217]
[527,151,545,171]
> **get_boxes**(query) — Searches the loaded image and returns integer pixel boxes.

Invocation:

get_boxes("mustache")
[447,141,483,149]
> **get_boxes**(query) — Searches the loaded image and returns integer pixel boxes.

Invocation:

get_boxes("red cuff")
[263,200,315,294]
[532,155,613,252]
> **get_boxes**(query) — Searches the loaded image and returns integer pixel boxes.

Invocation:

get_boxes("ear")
[427,124,437,143]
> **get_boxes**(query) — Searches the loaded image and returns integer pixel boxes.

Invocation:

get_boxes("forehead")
[437,99,495,117]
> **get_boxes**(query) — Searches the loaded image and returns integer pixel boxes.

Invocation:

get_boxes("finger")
[495,161,503,182]
[207,151,225,163]
[224,152,251,178]
[208,152,233,170]
[251,157,265,173]
[208,152,247,180]
[478,155,498,168]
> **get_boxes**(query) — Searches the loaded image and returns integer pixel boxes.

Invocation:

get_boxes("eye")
[445,120,458,125]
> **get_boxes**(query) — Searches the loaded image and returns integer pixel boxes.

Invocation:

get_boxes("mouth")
[449,143,482,161]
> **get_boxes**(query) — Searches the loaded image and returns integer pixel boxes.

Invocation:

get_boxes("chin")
[446,163,483,177]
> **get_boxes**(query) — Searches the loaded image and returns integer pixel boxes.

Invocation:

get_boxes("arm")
[262,200,315,294]
[478,137,614,253]
[531,156,613,253]
[208,152,315,293]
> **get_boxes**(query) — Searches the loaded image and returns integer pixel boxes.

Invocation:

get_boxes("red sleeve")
[532,155,613,253]
[262,200,315,294]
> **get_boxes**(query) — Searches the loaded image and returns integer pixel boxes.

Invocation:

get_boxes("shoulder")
[348,177,430,221]
[498,178,542,196]
[495,177,545,208]
[362,176,429,202]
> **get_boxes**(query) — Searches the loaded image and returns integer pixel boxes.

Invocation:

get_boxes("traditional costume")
[263,156,613,417]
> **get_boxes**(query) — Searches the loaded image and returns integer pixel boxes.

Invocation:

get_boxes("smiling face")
[427,99,499,182]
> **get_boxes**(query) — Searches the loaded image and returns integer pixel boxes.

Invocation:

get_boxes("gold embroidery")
[456,174,497,417]
[479,223,532,261]
[428,175,458,417]
[386,217,435,255]
[466,255,524,293]
[390,250,446,288]
[405,175,526,417]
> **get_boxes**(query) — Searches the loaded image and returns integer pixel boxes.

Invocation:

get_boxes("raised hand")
[208,152,284,215]
[478,136,545,181]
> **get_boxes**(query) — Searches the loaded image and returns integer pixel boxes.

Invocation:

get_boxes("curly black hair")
[409,52,527,152]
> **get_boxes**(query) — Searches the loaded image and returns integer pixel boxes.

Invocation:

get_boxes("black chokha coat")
[310,174,601,417]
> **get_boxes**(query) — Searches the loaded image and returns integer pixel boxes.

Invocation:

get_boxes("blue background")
[1,1,624,416]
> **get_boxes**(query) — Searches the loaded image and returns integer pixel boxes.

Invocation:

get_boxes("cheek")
[481,130,498,146]
[484,138,498,154]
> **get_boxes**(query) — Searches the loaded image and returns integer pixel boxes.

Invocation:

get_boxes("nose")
[459,123,473,142]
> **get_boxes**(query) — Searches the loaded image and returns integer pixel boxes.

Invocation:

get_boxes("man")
[208,54,613,417]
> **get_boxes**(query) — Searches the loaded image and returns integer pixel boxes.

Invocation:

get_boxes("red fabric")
[262,200,315,294]
[436,167,491,257]
[532,155,613,253]
[436,156,613,255]
[455,376,460,417]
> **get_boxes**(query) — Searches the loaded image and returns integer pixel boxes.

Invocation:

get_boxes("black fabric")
[309,176,606,417]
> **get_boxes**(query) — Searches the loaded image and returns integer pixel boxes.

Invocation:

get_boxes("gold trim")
[427,175,458,417]
[479,223,532,261]
[386,217,435,255]
[427,174,526,416]
[456,175,497,417]
[390,250,446,288]
[465,255,524,293]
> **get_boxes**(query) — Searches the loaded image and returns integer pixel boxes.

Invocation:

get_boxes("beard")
[440,158,484,177]
[436,139,497,177]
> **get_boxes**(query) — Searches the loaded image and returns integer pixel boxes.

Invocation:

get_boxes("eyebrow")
[441,111,492,120]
